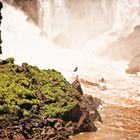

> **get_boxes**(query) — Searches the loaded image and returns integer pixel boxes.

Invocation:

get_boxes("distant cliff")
[103,25,140,69]
[4,0,40,25]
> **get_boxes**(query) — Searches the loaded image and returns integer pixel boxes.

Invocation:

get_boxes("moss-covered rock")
[0,58,102,139]
[0,58,80,123]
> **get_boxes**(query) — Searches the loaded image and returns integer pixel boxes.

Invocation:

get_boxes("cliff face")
[103,25,140,69]
[4,0,40,25]
[0,2,2,54]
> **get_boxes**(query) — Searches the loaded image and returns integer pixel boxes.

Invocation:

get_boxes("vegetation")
[0,58,79,121]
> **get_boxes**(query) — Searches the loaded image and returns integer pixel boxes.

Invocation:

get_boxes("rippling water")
[63,58,140,140]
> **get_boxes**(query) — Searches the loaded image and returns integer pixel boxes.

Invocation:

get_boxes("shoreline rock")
[0,58,102,139]
[0,95,102,140]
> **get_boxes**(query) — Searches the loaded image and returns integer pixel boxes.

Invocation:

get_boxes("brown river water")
[63,58,140,140]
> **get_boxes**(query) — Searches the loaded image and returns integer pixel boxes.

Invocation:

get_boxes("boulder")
[62,104,82,122]
[72,78,83,95]
[125,67,139,75]
[75,94,102,132]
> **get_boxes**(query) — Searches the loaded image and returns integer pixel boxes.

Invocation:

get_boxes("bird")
[73,67,78,72]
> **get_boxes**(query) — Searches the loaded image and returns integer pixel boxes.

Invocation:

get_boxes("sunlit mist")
[1,0,140,68]
[1,0,140,140]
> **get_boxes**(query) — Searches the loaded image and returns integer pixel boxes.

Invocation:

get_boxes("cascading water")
[1,0,140,139]
[112,0,140,34]
[2,0,140,53]
[1,1,88,71]
[86,0,140,54]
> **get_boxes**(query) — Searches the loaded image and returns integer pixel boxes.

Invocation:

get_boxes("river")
[63,58,140,140]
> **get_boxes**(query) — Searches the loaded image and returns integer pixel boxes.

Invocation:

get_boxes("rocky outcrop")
[77,94,102,132]
[0,94,102,140]
[71,77,83,95]
[103,25,140,73]
[0,58,102,139]
[0,2,2,54]
[4,0,40,25]
[125,67,139,75]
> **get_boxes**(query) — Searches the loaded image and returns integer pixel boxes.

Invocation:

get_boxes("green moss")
[5,57,15,64]
[23,109,30,116]
[0,105,4,112]
[0,115,6,121]
[0,58,80,121]
[8,105,20,114]
[0,57,15,65]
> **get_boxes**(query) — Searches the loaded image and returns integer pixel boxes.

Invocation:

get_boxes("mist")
[1,1,140,139]
[1,0,140,70]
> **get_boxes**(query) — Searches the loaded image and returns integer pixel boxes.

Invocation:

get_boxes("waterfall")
[38,0,140,51]
[1,0,140,68]
[101,0,140,34]
[112,0,140,34]
[85,0,140,54]
[1,1,87,71]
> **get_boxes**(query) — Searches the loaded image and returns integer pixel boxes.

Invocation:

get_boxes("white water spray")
[1,0,140,69]
[1,3,88,72]
[86,0,140,54]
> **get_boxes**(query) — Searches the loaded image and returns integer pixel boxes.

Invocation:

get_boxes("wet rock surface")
[0,94,101,140]
[0,63,102,140]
